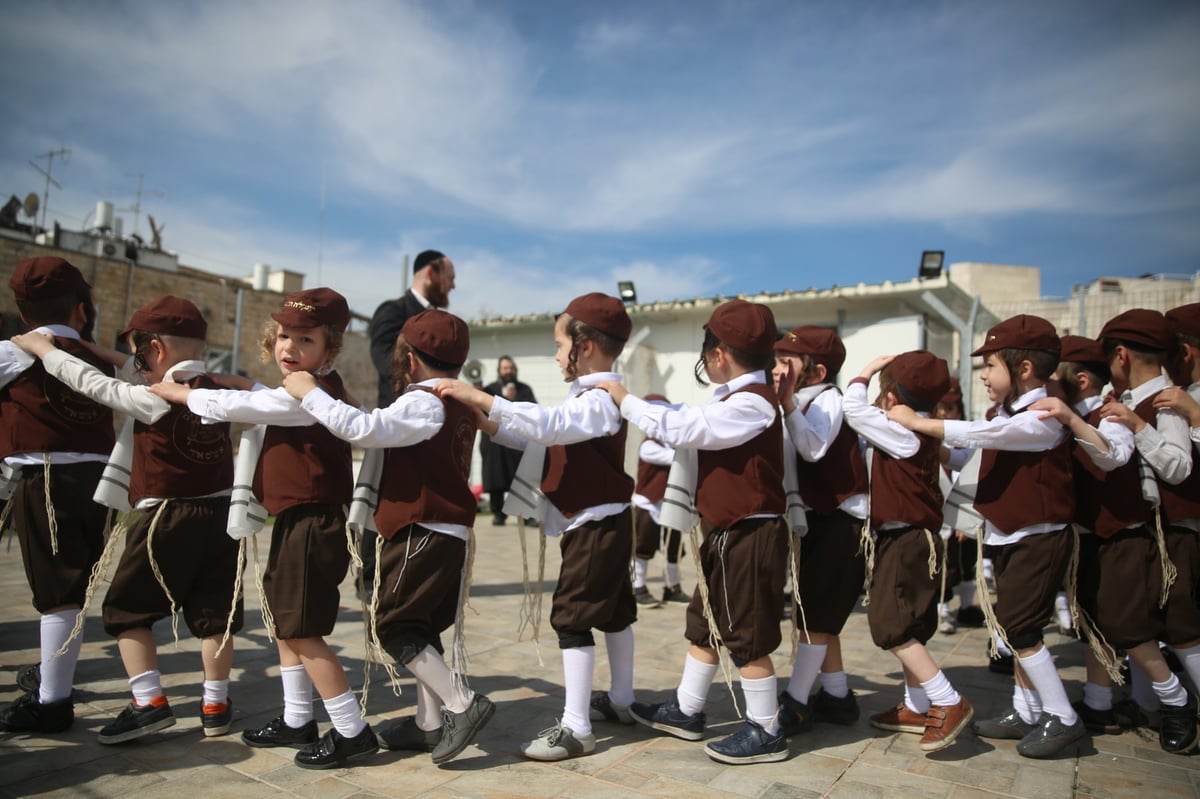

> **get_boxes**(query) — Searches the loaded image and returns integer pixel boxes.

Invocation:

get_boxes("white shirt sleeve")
[0,342,35,390]
[301,386,443,447]
[1135,408,1193,485]
[1075,417,1135,472]
[186,386,317,427]
[944,445,972,472]
[41,348,169,424]
[638,438,675,466]
[784,389,842,462]
[942,412,1066,452]
[619,391,774,451]
[489,389,623,446]
[841,381,919,458]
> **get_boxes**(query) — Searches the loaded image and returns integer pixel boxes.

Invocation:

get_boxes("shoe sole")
[98,715,176,744]
[294,743,380,770]
[203,720,233,737]
[1016,729,1088,758]
[431,701,496,765]
[870,720,925,735]
[919,706,974,752]
[703,744,788,765]
[521,742,596,761]
[629,708,704,741]
[243,733,319,749]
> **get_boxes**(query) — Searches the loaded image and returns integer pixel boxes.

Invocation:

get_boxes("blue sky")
[2,1,1197,322]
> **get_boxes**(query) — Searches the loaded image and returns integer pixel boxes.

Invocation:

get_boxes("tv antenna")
[28,147,70,231]
[123,172,164,238]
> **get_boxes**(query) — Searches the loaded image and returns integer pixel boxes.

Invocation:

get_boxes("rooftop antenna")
[123,172,164,238]
[28,147,70,231]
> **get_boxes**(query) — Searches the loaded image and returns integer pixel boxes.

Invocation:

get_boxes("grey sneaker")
[431,694,494,765]
[520,720,597,761]
[973,707,1035,740]
[589,691,634,724]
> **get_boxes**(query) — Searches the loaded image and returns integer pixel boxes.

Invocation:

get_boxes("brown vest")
[375,393,478,538]
[975,410,1075,535]
[794,385,868,514]
[1072,406,1153,538]
[130,374,234,504]
[869,433,943,531]
[254,371,353,515]
[1134,393,1200,525]
[541,388,633,516]
[635,448,670,503]
[0,339,116,459]
[696,383,786,528]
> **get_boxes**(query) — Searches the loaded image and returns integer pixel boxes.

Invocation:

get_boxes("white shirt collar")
[1125,374,1170,406]
[410,288,432,309]
[568,371,621,399]
[35,324,81,340]
[1076,394,1103,415]
[164,359,208,383]
[713,370,767,400]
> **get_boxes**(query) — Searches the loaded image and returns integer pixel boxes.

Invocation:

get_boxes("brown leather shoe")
[920,697,974,752]
[869,702,926,735]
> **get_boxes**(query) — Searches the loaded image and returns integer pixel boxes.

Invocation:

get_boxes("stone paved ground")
[2,518,1198,798]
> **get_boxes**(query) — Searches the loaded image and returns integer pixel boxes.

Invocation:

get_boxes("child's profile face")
[553,315,574,381]
[980,353,1011,403]
[274,324,330,376]
[772,354,801,387]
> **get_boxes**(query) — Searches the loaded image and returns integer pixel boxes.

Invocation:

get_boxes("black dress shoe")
[1072,700,1121,735]
[972,707,1035,740]
[1159,695,1199,754]
[294,724,379,769]
[1016,712,1087,758]
[243,714,319,748]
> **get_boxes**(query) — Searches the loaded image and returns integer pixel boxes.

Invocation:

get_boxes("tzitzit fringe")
[214,537,246,657]
[788,527,810,665]
[251,535,276,641]
[0,494,15,542]
[923,529,938,580]
[938,535,949,612]
[449,529,477,698]
[858,521,876,607]
[144,500,181,648]
[344,516,365,592]
[688,523,740,716]
[361,532,406,715]
[974,529,1015,659]
[42,456,59,556]
[1154,508,1177,608]
[1068,530,1123,683]
[54,509,127,658]
[514,518,546,667]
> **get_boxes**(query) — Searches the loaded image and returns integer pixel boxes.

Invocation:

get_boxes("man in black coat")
[480,356,536,525]
[367,249,457,407]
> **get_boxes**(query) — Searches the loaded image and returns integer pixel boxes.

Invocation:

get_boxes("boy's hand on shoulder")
[434,378,482,406]
[1099,400,1143,433]
[886,403,918,428]
[595,381,628,406]
[149,381,192,404]
[10,331,56,358]
[1154,386,1200,427]
[1029,396,1071,424]
[283,371,318,401]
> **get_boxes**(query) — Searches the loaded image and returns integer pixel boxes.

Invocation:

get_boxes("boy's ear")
[812,363,828,384]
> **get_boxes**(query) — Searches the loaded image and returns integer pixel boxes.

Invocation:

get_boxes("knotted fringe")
[787,527,810,665]
[0,492,15,542]
[251,534,276,641]
[974,529,1014,659]
[42,456,59,556]
[361,532,404,716]
[938,534,949,611]
[687,523,740,717]
[449,529,477,697]
[144,501,181,648]
[1154,508,1177,608]
[344,518,366,605]
[858,521,876,607]
[214,537,247,657]
[923,529,938,581]
[515,518,546,667]
[54,509,126,658]
[1068,529,1123,683]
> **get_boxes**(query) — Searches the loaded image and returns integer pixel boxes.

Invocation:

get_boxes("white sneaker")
[520,721,596,761]
[938,604,957,635]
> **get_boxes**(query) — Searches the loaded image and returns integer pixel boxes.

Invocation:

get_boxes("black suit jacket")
[368,290,427,407]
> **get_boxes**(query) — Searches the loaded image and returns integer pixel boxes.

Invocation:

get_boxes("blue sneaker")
[629,696,705,741]
[704,719,788,764]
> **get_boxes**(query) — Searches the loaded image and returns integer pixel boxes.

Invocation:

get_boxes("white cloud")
[577,19,649,58]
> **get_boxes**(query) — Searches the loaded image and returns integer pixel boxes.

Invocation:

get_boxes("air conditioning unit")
[94,238,122,259]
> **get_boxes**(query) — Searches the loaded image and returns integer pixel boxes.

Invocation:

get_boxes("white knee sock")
[819,670,849,699]
[323,689,366,738]
[741,675,780,735]
[604,628,635,708]
[676,653,718,716]
[633,558,649,589]
[129,669,163,706]
[561,646,595,736]
[1171,644,1200,696]
[1152,674,1189,708]
[1018,647,1077,725]
[665,562,680,587]
[920,670,961,708]
[202,678,229,706]
[905,683,930,714]
[281,664,314,727]
[956,580,977,608]
[39,610,82,703]
[785,643,827,703]
[407,646,470,714]
[1082,681,1112,711]
[1013,684,1041,724]
[415,681,443,731]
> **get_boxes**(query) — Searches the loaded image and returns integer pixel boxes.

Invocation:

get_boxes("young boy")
[890,315,1082,759]
[843,351,974,753]
[0,257,114,735]
[600,299,790,765]
[631,393,687,606]
[772,326,868,736]
[286,309,492,766]
[436,293,636,762]
[10,295,241,744]
[151,288,377,769]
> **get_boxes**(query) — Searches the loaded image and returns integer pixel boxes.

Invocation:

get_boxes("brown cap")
[1099,308,1173,351]
[774,325,846,374]
[562,293,632,342]
[940,377,962,405]
[971,314,1060,357]
[705,299,777,355]
[1166,303,1200,340]
[403,309,470,367]
[120,296,207,339]
[1058,335,1107,368]
[8,256,89,301]
[890,351,951,409]
[271,287,350,331]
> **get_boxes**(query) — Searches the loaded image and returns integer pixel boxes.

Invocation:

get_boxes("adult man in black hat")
[480,356,536,525]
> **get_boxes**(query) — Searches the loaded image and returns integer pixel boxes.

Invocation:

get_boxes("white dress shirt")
[1073,394,1134,472]
[632,438,674,521]
[786,384,867,519]
[619,371,775,451]
[1122,375,1192,486]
